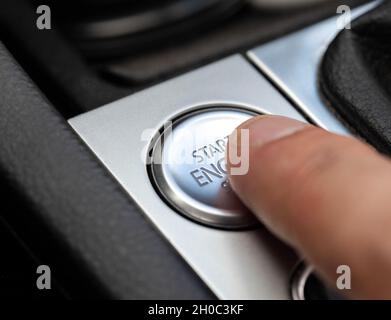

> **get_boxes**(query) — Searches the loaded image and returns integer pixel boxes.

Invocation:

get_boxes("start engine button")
[150,108,258,229]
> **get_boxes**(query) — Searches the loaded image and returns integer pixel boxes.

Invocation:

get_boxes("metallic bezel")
[149,106,259,229]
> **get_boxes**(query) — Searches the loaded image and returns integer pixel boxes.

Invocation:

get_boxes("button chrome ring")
[149,107,259,229]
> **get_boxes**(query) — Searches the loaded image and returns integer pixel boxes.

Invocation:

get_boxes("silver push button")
[150,107,258,229]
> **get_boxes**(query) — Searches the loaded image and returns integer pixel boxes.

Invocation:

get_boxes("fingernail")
[236,115,310,149]
[226,115,310,177]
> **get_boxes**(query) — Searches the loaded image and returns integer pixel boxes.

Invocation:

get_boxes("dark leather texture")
[321,1,391,154]
[0,42,214,299]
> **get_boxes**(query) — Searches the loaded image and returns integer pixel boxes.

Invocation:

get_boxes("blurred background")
[0,0,366,117]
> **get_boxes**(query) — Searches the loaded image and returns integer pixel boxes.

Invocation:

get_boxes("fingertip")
[226,115,311,189]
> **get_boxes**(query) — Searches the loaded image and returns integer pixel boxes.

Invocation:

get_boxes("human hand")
[227,115,391,299]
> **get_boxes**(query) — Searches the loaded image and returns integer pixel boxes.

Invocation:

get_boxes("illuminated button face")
[150,108,258,229]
